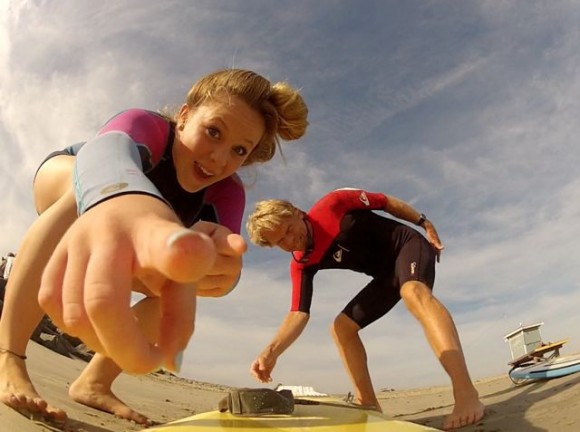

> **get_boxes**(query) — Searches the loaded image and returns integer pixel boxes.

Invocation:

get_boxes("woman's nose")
[209,146,228,168]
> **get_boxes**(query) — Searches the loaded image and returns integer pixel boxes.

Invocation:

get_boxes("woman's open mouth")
[193,162,215,180]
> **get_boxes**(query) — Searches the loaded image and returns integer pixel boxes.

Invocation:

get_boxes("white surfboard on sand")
[510,353,580,381]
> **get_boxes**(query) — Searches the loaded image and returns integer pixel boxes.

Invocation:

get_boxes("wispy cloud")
[1,0,579,392]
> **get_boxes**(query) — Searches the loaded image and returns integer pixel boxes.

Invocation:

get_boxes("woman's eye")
[207,127,220,138]
[233,146,248,157]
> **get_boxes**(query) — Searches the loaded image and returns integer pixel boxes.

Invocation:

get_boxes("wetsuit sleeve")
[202,174,246,234]
[289,262,316,313]
[97,108,170,167]
[331,188,388,212]
[73,131,168,214]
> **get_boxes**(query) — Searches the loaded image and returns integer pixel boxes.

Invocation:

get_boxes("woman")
[0,69,309,424]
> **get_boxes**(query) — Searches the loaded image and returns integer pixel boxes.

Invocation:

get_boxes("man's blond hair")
[246,199,298,246]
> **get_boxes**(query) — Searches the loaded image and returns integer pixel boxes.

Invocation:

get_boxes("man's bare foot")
[69,378,152,425]
[353,394,383,413]
[0,352,67,422]
[443,397,485,430]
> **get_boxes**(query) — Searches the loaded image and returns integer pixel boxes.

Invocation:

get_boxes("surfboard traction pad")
[218,388,295,415]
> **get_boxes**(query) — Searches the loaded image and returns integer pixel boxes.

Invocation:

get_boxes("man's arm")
[262,311,310,356]
[250,311,310,383]
[384,195,425,226]
[384,195,444,258]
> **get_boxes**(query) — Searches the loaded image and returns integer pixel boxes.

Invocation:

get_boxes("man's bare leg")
[330,313,381,411]
[401,281,485,430]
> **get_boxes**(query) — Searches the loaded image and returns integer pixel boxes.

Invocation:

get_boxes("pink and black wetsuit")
[289,188,436,329]
[38,108,245,233]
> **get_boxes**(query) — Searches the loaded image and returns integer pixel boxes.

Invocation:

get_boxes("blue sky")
[1,0,579,393]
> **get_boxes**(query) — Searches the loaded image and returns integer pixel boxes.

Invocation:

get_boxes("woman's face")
[173,96,265,192]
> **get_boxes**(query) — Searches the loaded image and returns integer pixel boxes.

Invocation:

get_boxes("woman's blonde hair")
[246,199,298,246]
[183,69,309,166]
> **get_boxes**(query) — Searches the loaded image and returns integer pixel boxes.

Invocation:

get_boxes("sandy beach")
[1,342,580,432]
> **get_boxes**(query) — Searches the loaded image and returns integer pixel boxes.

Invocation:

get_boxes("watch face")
[417,214,426,225]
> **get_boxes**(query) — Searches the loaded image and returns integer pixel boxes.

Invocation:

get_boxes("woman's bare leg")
[69,296,160,425]
[0,156,76,420]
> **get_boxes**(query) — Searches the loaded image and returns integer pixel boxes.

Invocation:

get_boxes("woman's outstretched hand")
[38,194,219,374]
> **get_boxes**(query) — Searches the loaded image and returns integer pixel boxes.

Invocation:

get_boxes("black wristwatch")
[416,213,427,227]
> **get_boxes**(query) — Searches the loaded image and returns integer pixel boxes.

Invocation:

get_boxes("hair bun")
[270,82,309,141]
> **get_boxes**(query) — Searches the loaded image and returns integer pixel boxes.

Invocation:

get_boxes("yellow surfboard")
[146,397,441,431]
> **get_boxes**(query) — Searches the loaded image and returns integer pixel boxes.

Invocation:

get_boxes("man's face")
[262,212,308,253]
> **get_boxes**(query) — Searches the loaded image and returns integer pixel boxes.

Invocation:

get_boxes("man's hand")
[250,353,277,383]
[249,311,310,383]
[423,220,444,262]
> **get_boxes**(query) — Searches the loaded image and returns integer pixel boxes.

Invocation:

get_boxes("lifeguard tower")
[504,322,544,361]
[504,322,575,384]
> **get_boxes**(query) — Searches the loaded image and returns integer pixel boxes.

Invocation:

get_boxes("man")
[245,188,484,430]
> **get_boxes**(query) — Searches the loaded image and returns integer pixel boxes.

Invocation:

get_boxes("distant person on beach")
[1,253,15,281]
[0,69,308,424]
[246,189,485,430]
[0,253,13,315]
[0,253,15,319]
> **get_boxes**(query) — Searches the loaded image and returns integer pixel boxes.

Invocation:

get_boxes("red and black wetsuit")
[290,188,436,328]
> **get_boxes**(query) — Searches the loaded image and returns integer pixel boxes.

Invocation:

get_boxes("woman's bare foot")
[0,352,67,422]
[69,377,152,425]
